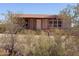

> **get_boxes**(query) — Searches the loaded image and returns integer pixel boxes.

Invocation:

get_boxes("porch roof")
[14,14,59,19]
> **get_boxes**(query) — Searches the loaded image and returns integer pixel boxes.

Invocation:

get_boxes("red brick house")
[13,14,71,30]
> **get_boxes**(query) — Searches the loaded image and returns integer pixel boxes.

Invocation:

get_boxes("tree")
[60,4,79,27]
[3,11,23,56]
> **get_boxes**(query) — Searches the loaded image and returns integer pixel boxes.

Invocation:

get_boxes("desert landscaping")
[0,4,79,56]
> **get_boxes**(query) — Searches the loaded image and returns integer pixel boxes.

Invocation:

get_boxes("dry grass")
[0,29,79,56]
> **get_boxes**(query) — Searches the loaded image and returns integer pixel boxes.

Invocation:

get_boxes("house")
[13,14,71,30]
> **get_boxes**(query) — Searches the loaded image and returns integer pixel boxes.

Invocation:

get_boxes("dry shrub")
[0,48,8,56]
[0,24,6,33]
[65,36,79,56]
[15,30,66,56]
[0,29,79,56]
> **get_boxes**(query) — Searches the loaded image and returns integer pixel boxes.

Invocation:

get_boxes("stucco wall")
[42,19,48,29]
[15,17,71,30]
[36,19,42,30]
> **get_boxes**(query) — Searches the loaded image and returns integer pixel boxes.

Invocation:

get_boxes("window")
[48,18,62,28]
[48,19,53,28]
[58,24,61,27]
[53,21,57,27]
[58,20,62,27]
[58,21,62,24]
[54,21,57,24]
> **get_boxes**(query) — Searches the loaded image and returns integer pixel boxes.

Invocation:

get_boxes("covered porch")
[14,18,49,30]
[13,14,63,30]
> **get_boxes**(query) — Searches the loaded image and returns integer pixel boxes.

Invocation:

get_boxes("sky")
[0,3,75,20]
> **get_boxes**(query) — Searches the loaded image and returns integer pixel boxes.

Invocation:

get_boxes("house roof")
[14,14,59,19]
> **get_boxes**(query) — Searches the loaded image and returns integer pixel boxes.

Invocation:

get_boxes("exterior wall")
[36,19,41,30]
[15,17,71,30]
[26,18,36,30]
[42,19,48,29]
[47,18,55,29]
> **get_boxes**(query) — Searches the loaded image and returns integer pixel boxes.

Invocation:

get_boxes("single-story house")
[13,14,71,30]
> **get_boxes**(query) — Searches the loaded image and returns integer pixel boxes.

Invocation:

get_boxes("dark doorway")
[25,20,29,29]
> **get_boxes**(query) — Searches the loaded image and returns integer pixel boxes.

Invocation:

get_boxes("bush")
[0,29,79,56]
[0,24,6,33]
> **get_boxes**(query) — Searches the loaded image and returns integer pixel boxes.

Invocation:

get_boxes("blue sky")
[0,3,75,20]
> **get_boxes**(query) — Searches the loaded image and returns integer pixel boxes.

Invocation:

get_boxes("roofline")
[14,14,59,19]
